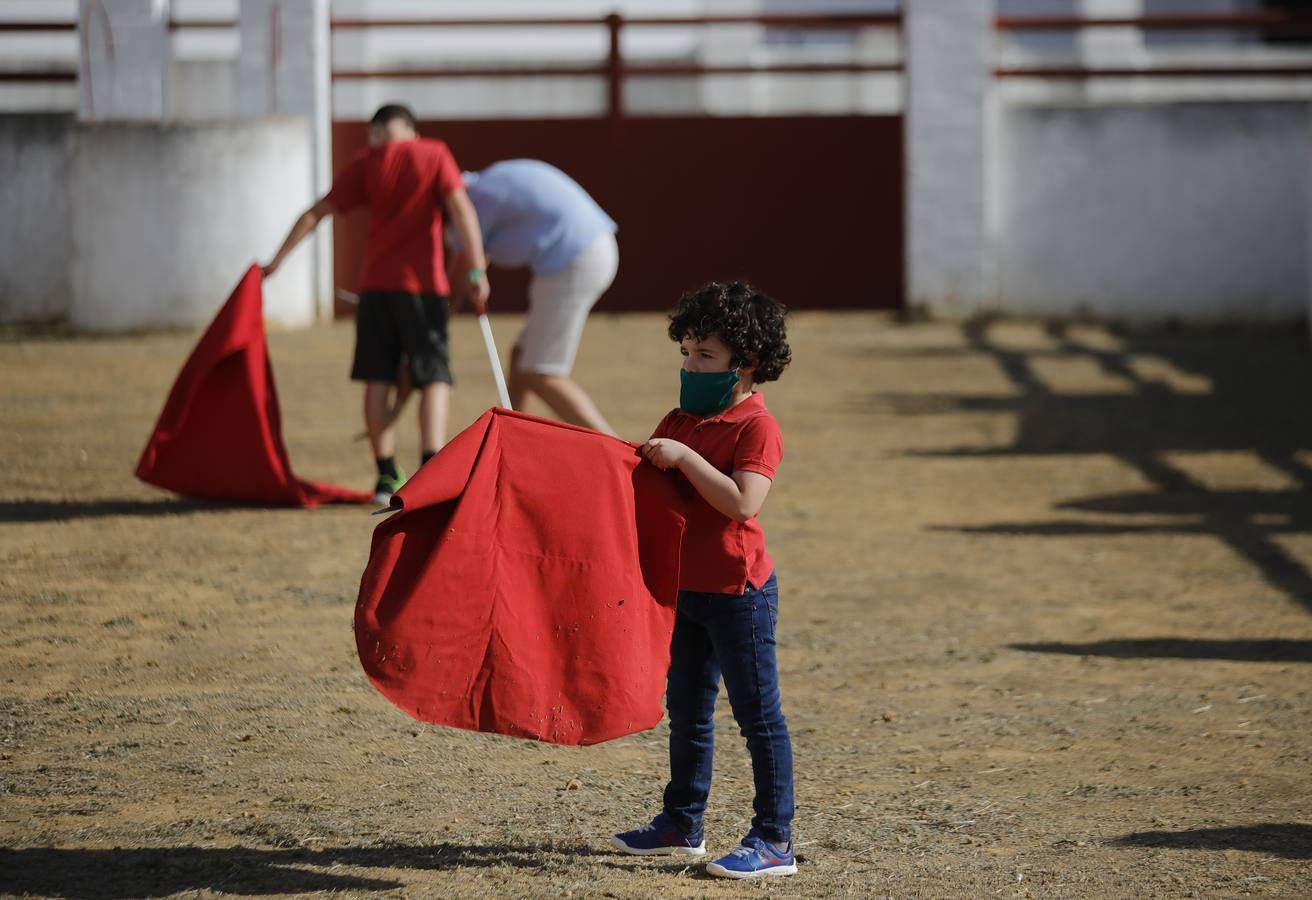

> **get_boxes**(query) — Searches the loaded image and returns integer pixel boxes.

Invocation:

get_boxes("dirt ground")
[1,311,1310,898]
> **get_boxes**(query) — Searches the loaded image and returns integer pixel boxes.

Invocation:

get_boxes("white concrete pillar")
[77,0,170,121]
[240,0,333,320]
[903,0,994,315]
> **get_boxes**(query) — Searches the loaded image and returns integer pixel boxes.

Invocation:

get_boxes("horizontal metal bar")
[331,17,602,29]
[0,71,77,82]
[608,14,900,28]
[167,20,238,31]
[0,22,77,32]
[996,13,1312,32]
[627,62,901,76]
[333,62,900,81]
[330,13,900,30]
[0,19,237,31]
[995,66,1312,79]
[333,66,607,80]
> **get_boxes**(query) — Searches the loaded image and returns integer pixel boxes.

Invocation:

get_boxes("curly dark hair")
[668,281,791,383]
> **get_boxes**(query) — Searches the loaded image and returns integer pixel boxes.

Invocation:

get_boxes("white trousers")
[515,232,619,376]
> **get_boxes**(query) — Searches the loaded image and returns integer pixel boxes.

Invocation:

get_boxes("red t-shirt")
[325,137,463,295]
[651,392,784,595]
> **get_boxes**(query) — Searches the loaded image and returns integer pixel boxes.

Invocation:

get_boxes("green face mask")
[679,368,740,416]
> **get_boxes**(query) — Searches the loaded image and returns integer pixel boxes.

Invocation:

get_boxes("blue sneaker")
[705,832,797,879]
[610,812,706,856]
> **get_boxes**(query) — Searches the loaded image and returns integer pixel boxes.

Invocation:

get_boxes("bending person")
[449,159,618,435]
[262,104,489,503]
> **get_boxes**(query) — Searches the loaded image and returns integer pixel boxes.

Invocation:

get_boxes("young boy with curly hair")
[611,281,796,879]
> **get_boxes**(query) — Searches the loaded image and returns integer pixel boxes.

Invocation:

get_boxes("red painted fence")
[331,115,904,314]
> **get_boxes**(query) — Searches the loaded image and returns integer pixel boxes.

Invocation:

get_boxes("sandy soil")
[1,312,1310,898]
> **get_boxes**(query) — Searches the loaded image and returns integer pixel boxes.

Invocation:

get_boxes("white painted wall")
[5,1,1310,325]
[170,60,240,119]
[0,114,74,325]
[67,118,316,331]
[995,101,1308,324]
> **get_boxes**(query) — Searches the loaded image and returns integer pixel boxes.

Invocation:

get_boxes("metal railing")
[995,10,1312,79]
[0,20,77,85]
[329,12,902,118]
[0,9,902,115]
[0,14,239,86]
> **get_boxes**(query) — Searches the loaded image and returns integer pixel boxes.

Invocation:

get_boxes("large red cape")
[356,409,686,745]
[135,265,372,508]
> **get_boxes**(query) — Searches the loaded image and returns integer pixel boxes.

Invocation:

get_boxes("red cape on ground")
[135,265,372,508]
[356,409,687,745]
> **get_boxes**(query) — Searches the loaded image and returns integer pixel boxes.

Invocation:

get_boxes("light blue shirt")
[454,159,617,276]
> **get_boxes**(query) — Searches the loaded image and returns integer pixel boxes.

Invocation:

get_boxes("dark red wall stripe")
[332,116,903,314]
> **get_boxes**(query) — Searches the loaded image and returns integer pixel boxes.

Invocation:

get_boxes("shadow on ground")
[1011,638,1312,663]
[0,498,255,523]
[865,322,1312,613]
[1112,823,1312,860]
[0,842,658,897]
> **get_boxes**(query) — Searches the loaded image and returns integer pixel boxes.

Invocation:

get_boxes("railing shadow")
[1112,823,1312,860]
[1010,638,1312,663]
[0,498,250,523]
[863,321,1312,613]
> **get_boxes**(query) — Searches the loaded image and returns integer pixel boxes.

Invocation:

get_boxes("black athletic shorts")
[351,291,453,386]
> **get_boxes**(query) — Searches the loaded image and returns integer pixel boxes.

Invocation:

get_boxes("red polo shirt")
[651,392,783,595]
[325,137,463,296]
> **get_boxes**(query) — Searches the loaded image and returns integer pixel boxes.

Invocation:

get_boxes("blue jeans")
[662,572,794,845]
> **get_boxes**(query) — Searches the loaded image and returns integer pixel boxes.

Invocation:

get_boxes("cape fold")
[135,265,371,508]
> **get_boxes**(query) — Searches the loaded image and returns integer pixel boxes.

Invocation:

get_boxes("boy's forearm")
[677,453,752,522]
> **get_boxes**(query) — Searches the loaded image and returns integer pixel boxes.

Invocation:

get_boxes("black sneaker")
[372,468,406,505]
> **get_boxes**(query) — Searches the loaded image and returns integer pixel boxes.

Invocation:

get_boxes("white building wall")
[996,101,1308,324]
[0,115,75,325]
[170,61,240,119]
[170,2,242,120]
[4,0,1311,325]
[68,118,316,331]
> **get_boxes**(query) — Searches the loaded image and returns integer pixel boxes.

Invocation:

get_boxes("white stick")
[478,313,512,409]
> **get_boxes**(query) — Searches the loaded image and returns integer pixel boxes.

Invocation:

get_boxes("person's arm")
[639,439,773,523]
[446,247,471,312]
[262,198,335,278]
[443,188,490,313]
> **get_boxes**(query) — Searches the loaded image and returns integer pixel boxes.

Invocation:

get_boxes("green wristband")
[468,268,485,285]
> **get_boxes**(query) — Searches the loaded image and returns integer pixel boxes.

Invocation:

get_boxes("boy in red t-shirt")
[611,281,797,879]
[262,104,490,502]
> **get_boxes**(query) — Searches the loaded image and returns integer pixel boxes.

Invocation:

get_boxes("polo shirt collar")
[680,391,767,425]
